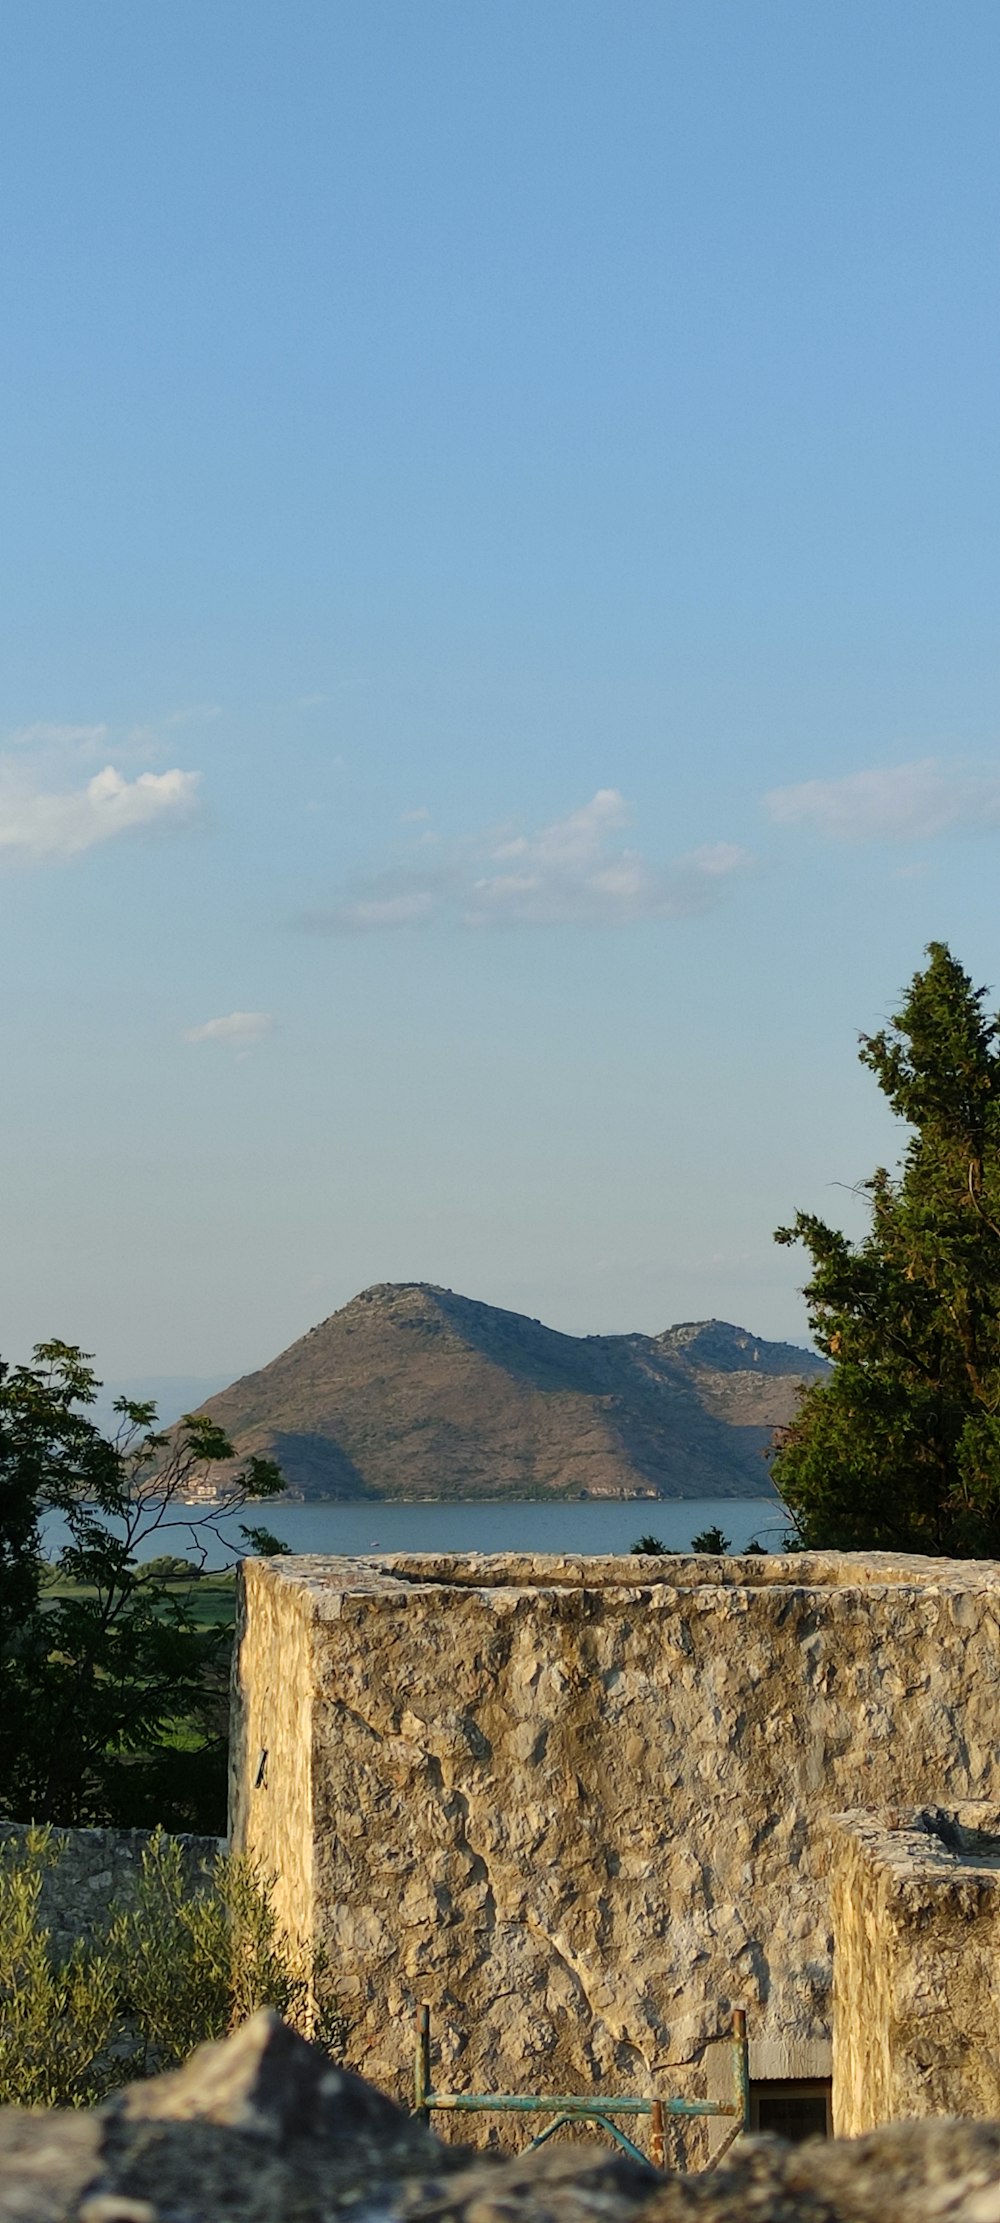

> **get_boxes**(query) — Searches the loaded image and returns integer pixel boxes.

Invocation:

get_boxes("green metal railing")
[413,2003,750,2169]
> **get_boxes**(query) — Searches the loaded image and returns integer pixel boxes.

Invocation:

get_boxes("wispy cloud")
[184,1011,274,1046]
[765,759,1000,843]
[8,721,110,753]
[0,762,200,862]
[338,889,439,929]
[11,707,218,759]
[160,703,223,729]
[300,789,752,934]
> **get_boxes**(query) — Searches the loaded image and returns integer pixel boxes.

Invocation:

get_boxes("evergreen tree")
[773,943,1000,1556]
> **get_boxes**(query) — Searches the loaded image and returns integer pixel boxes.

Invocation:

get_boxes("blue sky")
[2,1,1000,1381]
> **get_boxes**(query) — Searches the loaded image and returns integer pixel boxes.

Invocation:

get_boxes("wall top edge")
[242,1547,1000,1603]
[832,1804,1000,1886]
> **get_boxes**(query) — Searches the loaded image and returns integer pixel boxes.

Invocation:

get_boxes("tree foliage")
[772,943,1000,1556]
[0,1344,282,1830]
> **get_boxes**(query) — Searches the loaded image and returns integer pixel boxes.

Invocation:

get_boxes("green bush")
[0,1828,120,2106]
[0,1827,345,2105]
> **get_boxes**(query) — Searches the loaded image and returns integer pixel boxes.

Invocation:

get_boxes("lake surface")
[43,1494,789,1568]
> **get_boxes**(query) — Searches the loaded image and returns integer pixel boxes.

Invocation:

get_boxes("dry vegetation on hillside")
[186,1284,826,1503]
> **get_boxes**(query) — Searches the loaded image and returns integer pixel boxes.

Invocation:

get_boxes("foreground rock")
[0,2013,655,2223]
[4,2015,1000,2223]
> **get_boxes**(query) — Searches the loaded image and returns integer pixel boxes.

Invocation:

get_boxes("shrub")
[690,1525,730,1553]
[107,1829,308,2074]
[0,1826,345,2103]
[0,1827,120,2105]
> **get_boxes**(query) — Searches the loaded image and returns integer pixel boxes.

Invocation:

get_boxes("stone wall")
[230,1550,1000,2130]
[832,1804,1000,2135]
[0,1822,223,1955]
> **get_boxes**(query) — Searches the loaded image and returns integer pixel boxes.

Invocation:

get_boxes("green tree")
[0,1343,283,1830]
[773,943,1000,1556]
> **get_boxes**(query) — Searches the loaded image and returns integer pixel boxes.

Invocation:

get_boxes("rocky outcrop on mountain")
[6,2010,1000,2223]
[190,1283,826,1501]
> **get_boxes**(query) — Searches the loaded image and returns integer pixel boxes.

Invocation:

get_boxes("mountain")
[185,1282,827,1502]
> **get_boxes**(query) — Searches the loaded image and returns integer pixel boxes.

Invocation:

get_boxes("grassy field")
[41,1563,238,1630]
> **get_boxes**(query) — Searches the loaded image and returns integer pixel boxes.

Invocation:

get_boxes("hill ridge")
[190,1282,826,1503]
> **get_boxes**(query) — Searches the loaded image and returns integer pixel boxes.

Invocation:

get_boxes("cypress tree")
[773,942,1000,1556]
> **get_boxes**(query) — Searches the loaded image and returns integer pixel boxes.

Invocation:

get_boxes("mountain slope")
[189,1282,827,1502]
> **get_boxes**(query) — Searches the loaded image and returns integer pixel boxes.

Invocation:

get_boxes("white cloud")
[301,789,753,933]
[184,1011,274,1046]
[0,762,201,862]
[0,714,204,863]
[765,759,1000,843]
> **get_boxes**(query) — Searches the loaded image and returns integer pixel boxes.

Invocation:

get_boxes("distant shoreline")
[177,1485,784,1509]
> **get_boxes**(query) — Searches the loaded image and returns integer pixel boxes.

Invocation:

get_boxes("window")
[749,2080,831,2143]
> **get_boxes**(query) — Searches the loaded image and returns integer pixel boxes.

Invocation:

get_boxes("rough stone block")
[230,1550,1000,2124]
[832,1802,1000,2134]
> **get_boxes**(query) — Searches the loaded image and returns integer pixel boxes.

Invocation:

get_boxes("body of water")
[43,1494,789,1568]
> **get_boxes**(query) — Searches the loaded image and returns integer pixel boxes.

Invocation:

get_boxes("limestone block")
[832,1803,1000,2134]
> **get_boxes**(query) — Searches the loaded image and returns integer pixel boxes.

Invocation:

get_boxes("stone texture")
[230,1550,1000,2138]
[642,2121,1000,2223]
[0,1825,223,1957]
[7,2013,1000,2223]
[832,1803,1000,2135]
